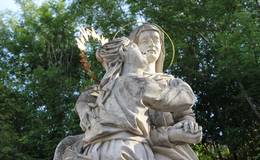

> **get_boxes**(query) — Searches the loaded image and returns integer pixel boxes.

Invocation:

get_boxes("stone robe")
[54,73,198,160]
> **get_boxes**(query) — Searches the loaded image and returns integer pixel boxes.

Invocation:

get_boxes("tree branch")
[238,82,260,121]
[255,0,260,9]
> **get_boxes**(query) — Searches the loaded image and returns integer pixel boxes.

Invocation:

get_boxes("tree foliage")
[0,0,259,159]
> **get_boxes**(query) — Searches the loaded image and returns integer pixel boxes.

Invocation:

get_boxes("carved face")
[138,31,161,63]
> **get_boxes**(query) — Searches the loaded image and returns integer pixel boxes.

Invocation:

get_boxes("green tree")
[1,0,81,158]
[1,0,259,159]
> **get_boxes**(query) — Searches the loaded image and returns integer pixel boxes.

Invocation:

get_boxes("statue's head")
[129,23,165,73]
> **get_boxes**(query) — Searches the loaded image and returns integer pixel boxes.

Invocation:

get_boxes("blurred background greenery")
[0,0,259,159]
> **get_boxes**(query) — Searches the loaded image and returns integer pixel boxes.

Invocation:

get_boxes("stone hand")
[181,120,201,134]
[167,121,202,144]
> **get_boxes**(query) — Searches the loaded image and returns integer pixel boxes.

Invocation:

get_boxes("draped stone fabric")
[54,73,199,160]
[81,73,195,144]
[82,139,155,160]
[54,27,202,159]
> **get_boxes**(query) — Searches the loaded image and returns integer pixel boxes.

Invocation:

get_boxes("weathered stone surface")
[54,23,202,160]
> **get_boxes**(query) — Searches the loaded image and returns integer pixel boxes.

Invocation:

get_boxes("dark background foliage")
[0,0,259,159]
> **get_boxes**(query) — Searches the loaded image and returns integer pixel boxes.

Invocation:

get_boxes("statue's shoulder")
[76,84,99,104]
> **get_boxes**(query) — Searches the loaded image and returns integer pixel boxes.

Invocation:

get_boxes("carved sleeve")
[148,109,174,147]
[75,85,99,131]
[143,77,196,113]
[149,109,174,127]
[169,78,196,122]
[150,126,172,147]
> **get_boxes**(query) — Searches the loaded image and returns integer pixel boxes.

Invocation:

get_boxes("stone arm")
[75,85,99,131]
[148,110,178,147]
[173,108,195,122]
[148,110,175,147]
[143,77,196,113]
[146,77,201,146]
[149,111,202,147]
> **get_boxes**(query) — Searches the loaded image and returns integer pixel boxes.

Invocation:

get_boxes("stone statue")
[129,23,202,160]
[54,23,202,160]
